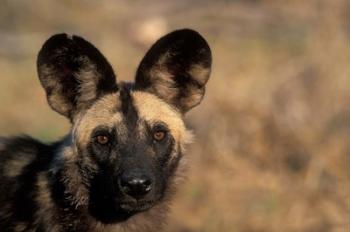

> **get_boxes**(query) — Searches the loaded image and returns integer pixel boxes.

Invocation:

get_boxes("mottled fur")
[0,29,211,231]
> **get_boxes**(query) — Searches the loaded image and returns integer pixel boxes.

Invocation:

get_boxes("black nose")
[119,175,152,199]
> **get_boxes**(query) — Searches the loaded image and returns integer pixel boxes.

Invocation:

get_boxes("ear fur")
[135,29,212,113]
[37,34,117,120]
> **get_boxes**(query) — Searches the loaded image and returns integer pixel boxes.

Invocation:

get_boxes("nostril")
[143,179,152,192]
[118,176,153,199]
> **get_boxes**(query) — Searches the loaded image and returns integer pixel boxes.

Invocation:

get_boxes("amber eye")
[96,135,109,145]
[153,131,166,141]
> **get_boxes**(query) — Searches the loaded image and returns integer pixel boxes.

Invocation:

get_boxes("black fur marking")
[120,85,139,131]
[159,136,175,167]
[142,121,177,191]
[150,126,177,178]
[89,126,118,164]
[166,147,182,179]
[88,168,135,224]
[49,170,83,231]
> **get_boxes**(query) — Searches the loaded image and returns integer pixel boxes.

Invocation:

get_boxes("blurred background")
[1,0,350,231]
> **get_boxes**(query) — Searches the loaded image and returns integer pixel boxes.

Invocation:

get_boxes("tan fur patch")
[49,94,71,115]
[3,155,34,177]
[182,87,205,111]
[14,222,28,232]
[73,93,122,147]
[148,68,178,103]
[188,64,211,85]
[74,90,194,147]
[35,172,61,232]
[40,64,71,115]
[74,59,99,111]
[132,91,192,146]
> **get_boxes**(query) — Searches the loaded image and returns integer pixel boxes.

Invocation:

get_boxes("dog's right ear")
[135,29,212,113]
[37,34,117,120]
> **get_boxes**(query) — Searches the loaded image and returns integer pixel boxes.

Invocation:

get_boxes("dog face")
[37,29,211,223]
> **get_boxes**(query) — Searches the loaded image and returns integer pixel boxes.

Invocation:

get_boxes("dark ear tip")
[40,33,73,49]
[171,28,201,35]
[168,28,212,65]
[37,33,73,64]
[37,33,90,55]
[169,28,205,38]
[167,28,210,46]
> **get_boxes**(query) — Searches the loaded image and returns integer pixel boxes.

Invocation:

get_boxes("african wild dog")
[0,29,211,231]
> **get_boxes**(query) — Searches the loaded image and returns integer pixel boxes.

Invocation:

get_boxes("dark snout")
[118,172,153,200]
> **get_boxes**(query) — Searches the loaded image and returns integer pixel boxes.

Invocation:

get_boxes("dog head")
[37,29,211,223]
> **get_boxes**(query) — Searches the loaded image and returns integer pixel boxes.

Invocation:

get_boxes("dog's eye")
[153,130,166,141]
[91,127,114,146]
[96,135,110,145]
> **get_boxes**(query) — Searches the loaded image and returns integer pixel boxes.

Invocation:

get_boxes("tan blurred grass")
[1,0,350,231]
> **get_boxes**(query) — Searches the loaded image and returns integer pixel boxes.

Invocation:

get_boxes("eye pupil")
[97,135,109,145]
[154,131,165,141]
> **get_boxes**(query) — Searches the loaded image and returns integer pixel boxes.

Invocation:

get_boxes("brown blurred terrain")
[1,0,350,231]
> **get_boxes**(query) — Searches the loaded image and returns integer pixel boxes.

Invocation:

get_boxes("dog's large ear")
[37,34,117,120]
[135,29,212,113]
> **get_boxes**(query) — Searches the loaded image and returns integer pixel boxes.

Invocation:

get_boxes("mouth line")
[119,200,155,212]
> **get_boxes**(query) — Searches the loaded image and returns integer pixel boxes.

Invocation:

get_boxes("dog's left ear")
[135,29,212,113]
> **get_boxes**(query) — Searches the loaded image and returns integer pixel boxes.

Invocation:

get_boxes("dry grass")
[1,0,350,231]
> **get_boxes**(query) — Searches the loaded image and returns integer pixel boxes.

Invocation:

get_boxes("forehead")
[74,90,186,145]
